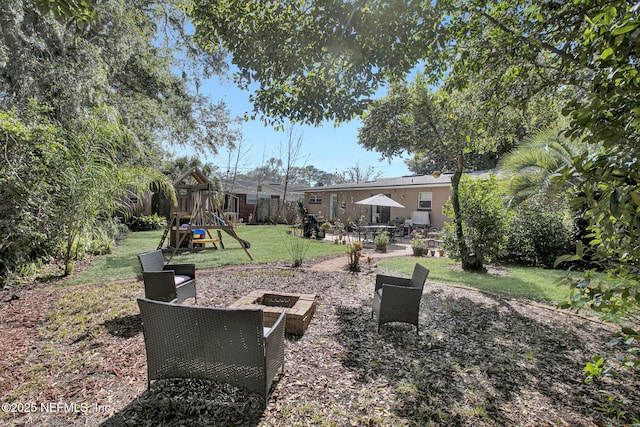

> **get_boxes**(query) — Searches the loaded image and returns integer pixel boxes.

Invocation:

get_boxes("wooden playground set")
[157,168,252,260]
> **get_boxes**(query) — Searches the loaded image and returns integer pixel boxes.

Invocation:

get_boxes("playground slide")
[221,227,250,249]
[214,216,250,248]
[201,213,251,249]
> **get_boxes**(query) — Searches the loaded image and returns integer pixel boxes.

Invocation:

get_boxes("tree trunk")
[276,173,290,223]
[451,152,486,273]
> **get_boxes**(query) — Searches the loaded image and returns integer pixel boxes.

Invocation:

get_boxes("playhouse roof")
[173,168,215,190]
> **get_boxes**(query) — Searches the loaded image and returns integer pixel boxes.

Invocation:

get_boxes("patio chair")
[137,298,286,405]
[372,263,429,334]
[138,249,196,303]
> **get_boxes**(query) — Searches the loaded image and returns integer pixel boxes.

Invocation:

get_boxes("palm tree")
[499,125,588,206]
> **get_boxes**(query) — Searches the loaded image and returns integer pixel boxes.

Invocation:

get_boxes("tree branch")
[478,11,582,68]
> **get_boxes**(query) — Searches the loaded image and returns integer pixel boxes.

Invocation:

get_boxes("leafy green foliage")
[499,124,589,205]
[34,0,97,26]
[500,197,574,268]
[564,1,640,148]
[360,77,519,271]
[0,104,174,284]
[442,173,511,270]
[0,107,63,282]
[125,214,167,232]
[79,218,128,255]
[552,1,640,375]
[346,240,364,273]
[189,0,571,129]
[1,0,234,156]
[190,0,435,126]
[583,356,609,383]
[53,106,175,275]
[0,0,239,284]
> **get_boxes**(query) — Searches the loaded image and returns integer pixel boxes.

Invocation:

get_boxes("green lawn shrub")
[125,214,167,232]
[500,197,574,268]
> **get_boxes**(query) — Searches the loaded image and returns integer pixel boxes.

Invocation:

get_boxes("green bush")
[442,173,511,266]
[79,218,129,255]
[500,197,574,268]
[125,214,167,232]
[0,108,64,287]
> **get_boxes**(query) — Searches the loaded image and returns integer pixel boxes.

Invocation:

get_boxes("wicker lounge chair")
[138,249,196,303]
[137,297,286,405]
[372,263,429,334]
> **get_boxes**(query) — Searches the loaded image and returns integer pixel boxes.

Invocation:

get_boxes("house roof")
[302,173,453,192]
[219,178,305,200]
[260,182,306,194]
[220,178,265,195]
[302,170,496,192]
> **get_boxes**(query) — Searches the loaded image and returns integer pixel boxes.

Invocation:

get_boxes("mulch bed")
[1,260,639,426]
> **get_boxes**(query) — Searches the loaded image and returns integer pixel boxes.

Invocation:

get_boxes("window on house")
[309,194,322,204]
[247,193,272,204]
[418,192,432,210]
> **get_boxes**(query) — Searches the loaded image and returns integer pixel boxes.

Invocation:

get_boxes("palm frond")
[499,124,587,205]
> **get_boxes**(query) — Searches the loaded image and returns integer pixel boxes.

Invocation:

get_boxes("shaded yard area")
[1,262,638,426]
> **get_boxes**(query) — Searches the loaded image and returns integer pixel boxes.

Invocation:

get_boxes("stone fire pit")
[229,290,318,335]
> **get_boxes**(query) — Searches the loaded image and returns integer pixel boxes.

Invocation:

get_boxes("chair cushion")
[174,275,192,285]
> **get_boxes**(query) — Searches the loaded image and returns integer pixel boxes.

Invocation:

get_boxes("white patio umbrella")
[355,193,405,208]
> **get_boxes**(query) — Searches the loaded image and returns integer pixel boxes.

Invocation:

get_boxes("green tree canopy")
[359,75,525,271]
[190,0,440,125]
[2,0,235,157]
[442,172,511,269]
[0,0,238,283]
[190,0,590,124]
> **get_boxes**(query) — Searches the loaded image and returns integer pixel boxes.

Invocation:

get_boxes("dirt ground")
[1,258,638,426]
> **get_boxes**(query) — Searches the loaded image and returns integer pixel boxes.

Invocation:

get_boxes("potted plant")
[374,232,389,253]
[411,231,426,257]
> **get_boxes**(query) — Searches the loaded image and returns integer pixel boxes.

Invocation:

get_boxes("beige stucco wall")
[304,185,452,229]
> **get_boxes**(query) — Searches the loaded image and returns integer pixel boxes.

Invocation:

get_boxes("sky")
[173,74,413,179]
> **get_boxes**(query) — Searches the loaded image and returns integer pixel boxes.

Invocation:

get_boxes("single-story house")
[302,173,456,230]
[219,178,305,223]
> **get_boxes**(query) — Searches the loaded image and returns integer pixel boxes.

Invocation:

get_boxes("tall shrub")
[501,197,575,268]
[442,173,511,271]
[0,107,62,283]
[0,105,175,284]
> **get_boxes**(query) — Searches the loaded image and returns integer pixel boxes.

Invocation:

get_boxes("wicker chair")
[138,250,196,303]
[137,298,286,405]
[372,263,429,334]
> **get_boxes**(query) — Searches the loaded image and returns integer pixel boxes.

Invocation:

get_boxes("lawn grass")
[378,256,586,305]
[60,225,588,307]
[60,225,346,286]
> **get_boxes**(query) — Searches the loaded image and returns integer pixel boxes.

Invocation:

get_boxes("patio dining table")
[356,225,399,242]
